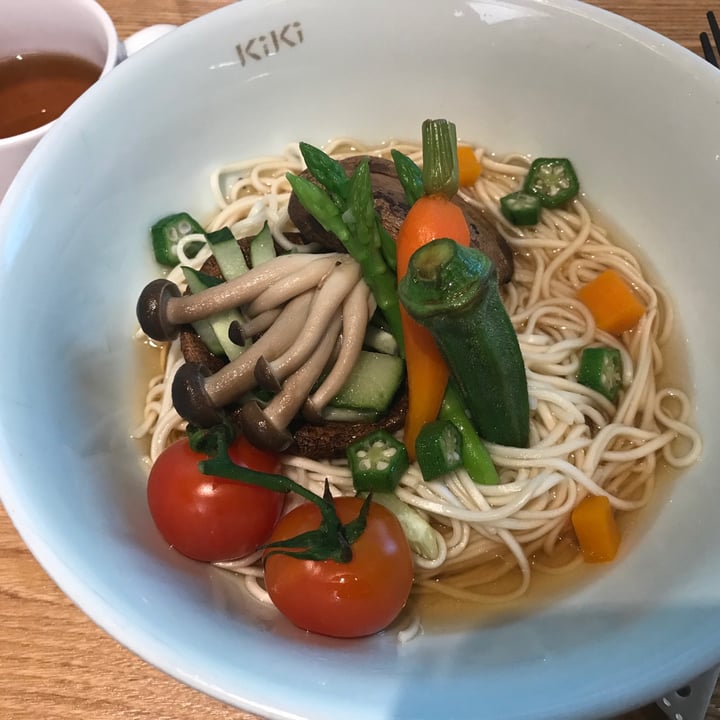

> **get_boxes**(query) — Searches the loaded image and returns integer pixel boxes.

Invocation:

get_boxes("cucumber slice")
[183,316,224,357]
[171,255,224,356]
[329,351,405,413]
[249,222,277,267]
[207,227,249,280]
[182,267,248,360]
[321,407,379,423]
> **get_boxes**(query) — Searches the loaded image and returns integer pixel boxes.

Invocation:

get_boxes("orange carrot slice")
[571,495,621,563]
[396,195,470,459]
[577,269,645,335]
[457,145,482,187]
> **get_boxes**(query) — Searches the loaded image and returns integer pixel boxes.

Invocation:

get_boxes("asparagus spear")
[298,141,350,207]
[286,158,404,355]
[346,159,403,352]
[391,148,424,207]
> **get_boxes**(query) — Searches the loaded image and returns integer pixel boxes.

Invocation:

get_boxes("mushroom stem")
[205,291,313,405]
[244,255,343,317]
[240,314,343,452]
[228,307,282,346]
[254,259,363,392]
[303,279,372,422]
[172,291,314,426]
[137,252,339,341]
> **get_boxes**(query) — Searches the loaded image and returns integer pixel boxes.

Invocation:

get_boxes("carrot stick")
[396,120,471,458]
[396,195,470,275]
[577,269,645,335]
[398,309,449,457]
[571,495,621,563]
[457,145,482,187]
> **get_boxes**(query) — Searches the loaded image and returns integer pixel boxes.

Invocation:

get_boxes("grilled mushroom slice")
[287,155,514,282]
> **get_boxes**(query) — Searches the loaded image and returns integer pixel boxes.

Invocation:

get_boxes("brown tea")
[0,52,102,139]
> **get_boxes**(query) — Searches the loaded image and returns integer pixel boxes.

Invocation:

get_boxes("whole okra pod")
[398,238,529,448]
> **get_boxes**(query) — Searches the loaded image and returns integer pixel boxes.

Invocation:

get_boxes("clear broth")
[408,198,695,632]
[409,463,681,633]
[0,52,102,139]
[131,192,696,634]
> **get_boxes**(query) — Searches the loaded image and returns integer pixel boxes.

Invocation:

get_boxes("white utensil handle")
[120,24,176,59]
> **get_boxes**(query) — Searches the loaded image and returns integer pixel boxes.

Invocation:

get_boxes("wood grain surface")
[0,2,716,719]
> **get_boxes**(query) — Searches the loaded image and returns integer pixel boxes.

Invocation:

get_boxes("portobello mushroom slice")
[287,155,514,283]
[289,385,408,460]
[231,381,409,460]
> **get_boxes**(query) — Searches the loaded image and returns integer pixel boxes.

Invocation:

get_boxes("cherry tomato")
[147,435,285,562]
[263,496,413,638]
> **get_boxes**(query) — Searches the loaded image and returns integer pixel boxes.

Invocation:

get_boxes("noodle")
[132,138,701,631]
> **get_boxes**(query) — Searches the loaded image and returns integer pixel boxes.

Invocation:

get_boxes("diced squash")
[457,145,482,186]
[571,495,621,563]
[577,269,645,335]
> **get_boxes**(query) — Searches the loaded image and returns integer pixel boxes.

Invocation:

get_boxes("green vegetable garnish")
[206,226,250,279]
[298,141,350,207]
[439,383,499,485]
[414,419,463,481]
[577,346,623,402]
[347,429,409,493]
[391,148,424,206]
[286,159,404,354]
[299,142,398,272]
[500,191,541,226]
[421,117,459,198]
[151,211,205,266]
[523,157,579,208]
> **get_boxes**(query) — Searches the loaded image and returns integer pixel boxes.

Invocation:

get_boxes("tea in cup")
[0,0,172,199]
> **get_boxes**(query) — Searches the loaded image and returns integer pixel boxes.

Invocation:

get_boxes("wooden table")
[0,2,716,719]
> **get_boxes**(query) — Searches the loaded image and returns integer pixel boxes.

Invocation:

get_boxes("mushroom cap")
[301,398,326,425]
[254,356,282,393]
[240,400,294,453]
[136,279,182,341]
[171,363,225,428]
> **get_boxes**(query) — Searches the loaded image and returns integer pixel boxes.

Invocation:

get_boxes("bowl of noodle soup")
[0,0,718,718]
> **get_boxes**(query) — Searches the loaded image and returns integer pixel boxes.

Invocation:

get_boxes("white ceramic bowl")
[1,1,719,718]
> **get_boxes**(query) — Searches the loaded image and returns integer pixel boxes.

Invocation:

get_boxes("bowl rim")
[1,1,720,719]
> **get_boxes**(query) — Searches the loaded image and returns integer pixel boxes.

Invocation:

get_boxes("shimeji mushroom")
[136,252,341,342]
[254,258,362,392]
[244,255,345,316]
[227,307,281,346]
[139,248,381,448]
[241,314,344,452]
[303,280,374,422]
[172,291,314,427]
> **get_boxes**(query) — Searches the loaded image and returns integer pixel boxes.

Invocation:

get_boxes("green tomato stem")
[190,423,367,563]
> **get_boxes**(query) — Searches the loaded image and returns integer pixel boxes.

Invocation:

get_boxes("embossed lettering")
[236,22,304,67]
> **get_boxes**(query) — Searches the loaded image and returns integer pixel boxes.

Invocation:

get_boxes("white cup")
[0,0,173,199]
